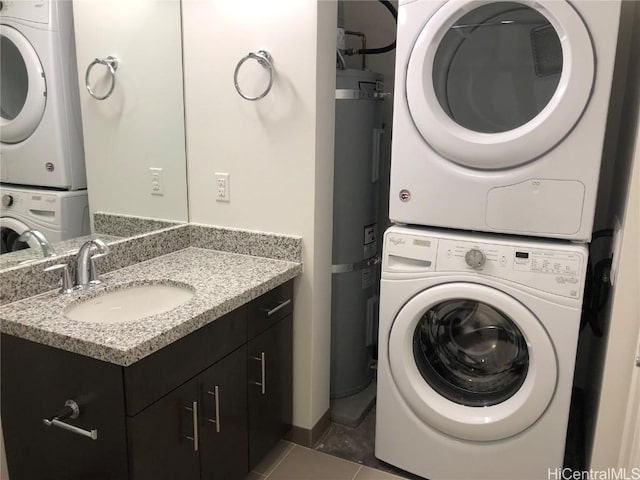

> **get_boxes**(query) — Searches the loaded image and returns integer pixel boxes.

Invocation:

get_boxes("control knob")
[465,248,486,269]
[2,194,13,207]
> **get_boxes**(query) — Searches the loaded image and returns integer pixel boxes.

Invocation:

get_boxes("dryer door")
[0,24,47,144]
[388,282,557,441]
[406,0,593,169]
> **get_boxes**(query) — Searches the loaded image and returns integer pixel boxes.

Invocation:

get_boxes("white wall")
[72,0,188,222]
[183,0,337,430]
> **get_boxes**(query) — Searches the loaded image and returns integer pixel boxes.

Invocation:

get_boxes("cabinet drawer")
[124,307,247,415]
[248,280,293,340]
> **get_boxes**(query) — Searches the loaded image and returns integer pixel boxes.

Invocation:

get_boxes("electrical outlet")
[215,172,230,202]
[149,167,163,196]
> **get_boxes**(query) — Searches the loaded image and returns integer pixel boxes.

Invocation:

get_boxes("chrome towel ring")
[85,56,119,100]
[234,50,274,101]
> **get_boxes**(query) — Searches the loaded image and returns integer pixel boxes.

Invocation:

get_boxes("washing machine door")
[0,217,39,253]
[0,24,47,144]
[388,282,557,441]
[406,0,593,169]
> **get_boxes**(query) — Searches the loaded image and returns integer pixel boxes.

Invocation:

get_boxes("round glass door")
[406,0,594,169]
[0,218,36,254]
[414,299,529,407]
[389,282,557,441]
[432,3,562,134]
[0,25,47,144]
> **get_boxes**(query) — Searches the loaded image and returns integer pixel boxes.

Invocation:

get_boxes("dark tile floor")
[314,406,422,480]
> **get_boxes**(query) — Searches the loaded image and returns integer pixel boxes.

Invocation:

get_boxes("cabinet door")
[247,315,293,469]
[1,334,128,480]
[128,379,200,480]
[199,345,248,480]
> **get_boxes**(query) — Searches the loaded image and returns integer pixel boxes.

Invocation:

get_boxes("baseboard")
[287,409,331,448]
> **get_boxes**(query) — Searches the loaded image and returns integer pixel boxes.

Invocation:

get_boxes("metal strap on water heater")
[332,256,380,274]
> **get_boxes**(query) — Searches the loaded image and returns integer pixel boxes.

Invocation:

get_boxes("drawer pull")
[184,401,199,451]
[206,386,221,433]
[260,299,291,317]
[250,352,266,394]
[42,400,98,440]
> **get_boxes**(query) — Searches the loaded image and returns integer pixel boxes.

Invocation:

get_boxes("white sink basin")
[65,283,194,324]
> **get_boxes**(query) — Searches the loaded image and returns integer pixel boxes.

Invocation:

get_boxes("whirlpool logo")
[388,237,406,246]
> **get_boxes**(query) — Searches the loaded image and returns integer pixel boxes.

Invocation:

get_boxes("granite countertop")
[0,247,302,366]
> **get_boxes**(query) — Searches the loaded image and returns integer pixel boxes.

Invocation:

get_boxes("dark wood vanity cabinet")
[248,316,293,469]
[128,346,248,480]
[0,334,129,480]
[1,280,293,480]
[127,377,201,480]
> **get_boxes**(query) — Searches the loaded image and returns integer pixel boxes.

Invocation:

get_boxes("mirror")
[0,0,188,271]
[0,213,184,270]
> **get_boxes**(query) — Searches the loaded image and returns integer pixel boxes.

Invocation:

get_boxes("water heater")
[331,69,385,399]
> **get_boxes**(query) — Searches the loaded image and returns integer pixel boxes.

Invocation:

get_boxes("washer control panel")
[383,230,587,299]
[0,189,60,222]
[464,248,486,269]
[0,0,48,23]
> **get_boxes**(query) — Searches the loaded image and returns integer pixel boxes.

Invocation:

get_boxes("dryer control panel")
[383,229,587,299]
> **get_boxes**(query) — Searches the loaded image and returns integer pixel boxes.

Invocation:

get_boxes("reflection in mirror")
[72,0,189,225]
[0,213,184,271]
[0,0,188,272]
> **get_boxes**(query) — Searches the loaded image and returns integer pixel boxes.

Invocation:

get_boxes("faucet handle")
[88,240,109,285]
[44,264,74,294]
[88,257,105,285]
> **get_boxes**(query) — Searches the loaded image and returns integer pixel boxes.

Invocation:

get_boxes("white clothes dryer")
[376,225,588,480]
[389,0,621,241]
[0,185,89,254]
[0,0,86,190]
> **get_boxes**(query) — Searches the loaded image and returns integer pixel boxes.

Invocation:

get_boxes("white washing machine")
[389,0,621,241]
[0,185,89,254]
[0,0,86,190]
[376,226,588,480]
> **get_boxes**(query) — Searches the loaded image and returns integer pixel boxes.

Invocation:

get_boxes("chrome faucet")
[18,229,56,257]
[75,239,109,288]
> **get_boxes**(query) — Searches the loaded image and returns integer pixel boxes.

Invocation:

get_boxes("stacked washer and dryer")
[375,1,621,479]
[0,0,88,254]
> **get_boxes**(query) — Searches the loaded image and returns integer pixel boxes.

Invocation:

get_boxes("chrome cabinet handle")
[260,299,291,317]
[85,56,119,100]
[42,400,98,440]
[250,352,266,395]
[184,401,199,451]
[206,386,221,433]
[45,419,98,440]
